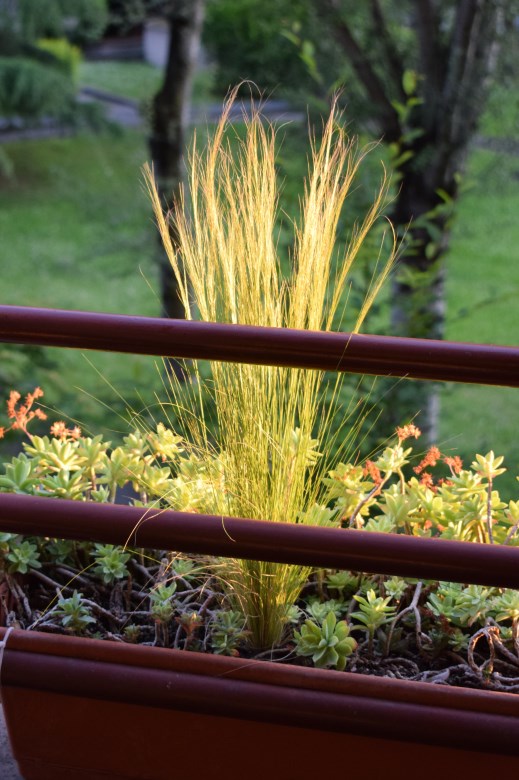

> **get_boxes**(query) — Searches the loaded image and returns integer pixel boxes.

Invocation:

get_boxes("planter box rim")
[3,627,518,709]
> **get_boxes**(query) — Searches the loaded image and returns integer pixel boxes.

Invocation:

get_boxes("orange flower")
[419,472,435,489]
[363,459,382,485]
[6,391,21,419]
[396,424,421,442]
[444,455,463,475]
[50,421,67,439]
[414,446,441,475]
[3,387,47,436]
[50,421,82,440]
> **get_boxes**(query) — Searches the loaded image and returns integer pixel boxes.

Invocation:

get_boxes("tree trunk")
[148,0,205,323]
[312,0,504,443]
[388,166,455,441]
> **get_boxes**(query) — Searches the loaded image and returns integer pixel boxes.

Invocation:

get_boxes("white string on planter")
[0,627,14,702]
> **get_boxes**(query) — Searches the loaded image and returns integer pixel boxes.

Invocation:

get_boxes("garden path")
[0,88,304,141]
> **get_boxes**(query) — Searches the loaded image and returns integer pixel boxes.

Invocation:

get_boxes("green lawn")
[0,130,163,435]
[439,147,519,496]
[79,60,216,105]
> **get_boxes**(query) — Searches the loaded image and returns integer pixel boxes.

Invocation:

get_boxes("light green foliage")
[306,598,345,623]
[318,433,519,546]
[351,589,396,644]
[6,539,41,574]
[54,591,95,633]
[294,611,357,671]
[493,590,519,623]
[383,577,407,603]
[149,583,177,624]
[452,584,494,628]
[325,570,359,596]
[92,544,130,584]
[0,533,17,560]
[471,452,506,481]
[0,424,223,510]
[297,503,340,528]
[39,469,91,500]
[364,515,396,534]
[286,604,303,624]
[171,558,196,581]
[376,445,412,475]
[146,424,184,463]
[4,389,519,668]
[323,463,374,519]
[37,38,81,83]
[427,583,495,629]
[4,413,519,662]
[378,490,417,528]
[211,610,248,656]
[0,455,39,494]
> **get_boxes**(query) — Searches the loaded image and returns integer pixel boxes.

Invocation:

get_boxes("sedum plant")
[351,588,396,654]
[54,591,95,634]
[210,610,249,656]
[294,611,357,671]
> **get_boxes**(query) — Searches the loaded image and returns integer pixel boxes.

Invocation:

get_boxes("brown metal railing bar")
[1,305,519,386]
[2,494,519,589]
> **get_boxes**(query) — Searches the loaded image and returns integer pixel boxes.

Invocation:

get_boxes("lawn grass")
[439,147,519,496]
[479,83,519,139]
[0,129,164,435]
[79,60,216,105]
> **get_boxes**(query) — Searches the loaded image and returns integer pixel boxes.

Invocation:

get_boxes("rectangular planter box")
[1,627,519,779]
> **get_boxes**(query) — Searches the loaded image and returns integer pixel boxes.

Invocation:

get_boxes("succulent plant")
[294,611,356,671]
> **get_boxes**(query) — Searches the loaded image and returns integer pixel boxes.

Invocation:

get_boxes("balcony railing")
[1,303,519,589]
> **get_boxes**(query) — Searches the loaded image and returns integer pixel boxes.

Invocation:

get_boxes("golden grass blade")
[144,91,395,648]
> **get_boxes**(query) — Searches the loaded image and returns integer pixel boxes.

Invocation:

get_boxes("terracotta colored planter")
[1,627,519,780]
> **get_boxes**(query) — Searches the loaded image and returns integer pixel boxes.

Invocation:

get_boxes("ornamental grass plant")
[144,89,395,649]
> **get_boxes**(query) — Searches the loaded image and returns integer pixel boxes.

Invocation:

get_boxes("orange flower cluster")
[396,423,421,442]
[411,447,464,492]
[363,459,383,485]
[0,387,47,439]
[443,455,463,475]
[0,388,84,442]
[414,446,441,475]
[49,421,82,441]
[419,472,435,489]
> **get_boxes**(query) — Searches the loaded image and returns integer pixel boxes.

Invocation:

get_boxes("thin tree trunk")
[148,0,205,324]
[388,169,454,441]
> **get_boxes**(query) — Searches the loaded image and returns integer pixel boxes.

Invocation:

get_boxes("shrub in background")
[36,38,82,84]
